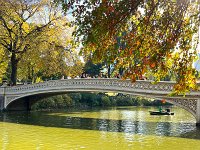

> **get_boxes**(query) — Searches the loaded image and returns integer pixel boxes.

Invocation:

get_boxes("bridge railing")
[0,79,176,95]
[1,78,200,98]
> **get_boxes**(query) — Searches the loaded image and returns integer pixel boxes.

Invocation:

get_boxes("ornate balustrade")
[0,79,176,95]
[1,79,200,99]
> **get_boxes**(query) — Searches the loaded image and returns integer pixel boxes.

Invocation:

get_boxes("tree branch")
[0,15,13,40]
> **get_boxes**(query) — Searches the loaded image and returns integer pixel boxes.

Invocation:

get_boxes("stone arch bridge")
[0,79,200,125]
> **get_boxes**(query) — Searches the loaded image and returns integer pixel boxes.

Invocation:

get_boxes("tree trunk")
[107,64,111,78]
[11,52,18,86]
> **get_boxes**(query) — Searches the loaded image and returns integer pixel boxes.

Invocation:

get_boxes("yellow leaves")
[35,77,42,83]
[165,59,173,69]
[53,51,59,58]
[136,64,141,67]
[0,48,8,82]
[172,66,197,95]
[22,23,30,33]
[172,52,180,60]
[0,0,81,83]
[65,60,84,77]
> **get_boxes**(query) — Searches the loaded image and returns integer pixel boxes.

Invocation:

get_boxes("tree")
[0,0,73,85]
[101,95,111,107]
[17,22,81,82]
[56,0,200,94]
[0,47,8,83]
[83,59,103,77]
[64,52,84,78]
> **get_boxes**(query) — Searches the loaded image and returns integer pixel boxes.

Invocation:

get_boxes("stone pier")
[196,99,200,126]
[0,95,4,111]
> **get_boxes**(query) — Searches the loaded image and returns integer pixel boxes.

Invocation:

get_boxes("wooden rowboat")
[149,111,174,115]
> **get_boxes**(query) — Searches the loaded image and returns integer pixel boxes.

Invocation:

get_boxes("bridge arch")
[5,89,197,121]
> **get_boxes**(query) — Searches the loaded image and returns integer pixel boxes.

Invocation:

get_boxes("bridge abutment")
[196,99,200,126]
[6,97,31,111]
[0,95,5,111]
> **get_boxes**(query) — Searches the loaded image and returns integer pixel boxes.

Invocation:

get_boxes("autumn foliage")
[0,0,82,84]
[57,0,200,94]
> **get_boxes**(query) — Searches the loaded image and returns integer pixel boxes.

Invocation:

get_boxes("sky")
[193,26,200,71]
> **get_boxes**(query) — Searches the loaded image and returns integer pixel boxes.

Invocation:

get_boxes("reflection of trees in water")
[0,110,198,140]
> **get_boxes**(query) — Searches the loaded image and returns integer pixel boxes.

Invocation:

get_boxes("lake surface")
[0,106,200,150]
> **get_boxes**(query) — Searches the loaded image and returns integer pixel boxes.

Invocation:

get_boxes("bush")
[63,95,74,107]
[115,95,133,106]
[109,96,117,106]
[68,93,82,104]
[31,92,173,110]
[54,95,64,108]
[101,96,111,107]
[32,97,56,110]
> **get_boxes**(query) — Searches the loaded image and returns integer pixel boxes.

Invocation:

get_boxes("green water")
[0,107,200,150]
